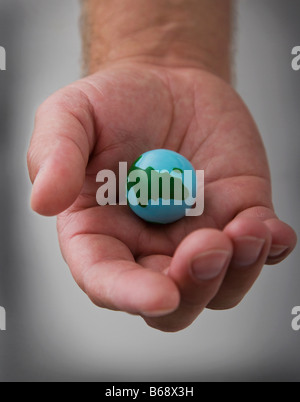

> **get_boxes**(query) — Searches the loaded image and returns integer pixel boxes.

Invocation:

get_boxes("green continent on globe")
[127,158,190,208]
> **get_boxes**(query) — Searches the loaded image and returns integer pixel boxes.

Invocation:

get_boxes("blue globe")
[127,149,196,224]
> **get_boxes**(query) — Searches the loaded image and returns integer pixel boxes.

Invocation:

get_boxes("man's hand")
[27,62,297,331]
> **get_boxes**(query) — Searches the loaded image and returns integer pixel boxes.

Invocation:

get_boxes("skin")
[27,0,297,332]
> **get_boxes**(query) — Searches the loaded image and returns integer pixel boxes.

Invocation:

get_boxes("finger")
[208,216,272,310]
[143,229,233,332]
[262,218,297,264]
[27,85,95,216]
[232,206,297,264]
[60,232,180,317]
[137,254,173,273]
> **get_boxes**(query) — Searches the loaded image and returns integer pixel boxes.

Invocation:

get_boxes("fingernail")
[268,245,289,258]
[141,307,176,318]
[232,236,265,267]
[191,250,230,281]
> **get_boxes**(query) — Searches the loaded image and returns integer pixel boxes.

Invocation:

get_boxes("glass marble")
[127,149,196,224]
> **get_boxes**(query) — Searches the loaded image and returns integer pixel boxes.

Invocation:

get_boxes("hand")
[27,61,297,331]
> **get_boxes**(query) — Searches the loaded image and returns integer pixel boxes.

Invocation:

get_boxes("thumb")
[27,86,95,216]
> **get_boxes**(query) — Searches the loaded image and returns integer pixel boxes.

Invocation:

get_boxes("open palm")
[28,62,297,331]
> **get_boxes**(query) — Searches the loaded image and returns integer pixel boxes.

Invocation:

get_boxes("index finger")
[59,230,180,317]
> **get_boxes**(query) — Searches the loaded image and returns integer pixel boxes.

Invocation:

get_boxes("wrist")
[81,0,233,82]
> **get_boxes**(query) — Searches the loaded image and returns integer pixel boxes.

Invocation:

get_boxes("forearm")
[81,0,233,81]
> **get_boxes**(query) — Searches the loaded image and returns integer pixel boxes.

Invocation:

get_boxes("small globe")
[127,149,196,224]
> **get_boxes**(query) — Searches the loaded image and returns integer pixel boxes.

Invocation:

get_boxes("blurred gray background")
[0,0,299,382]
